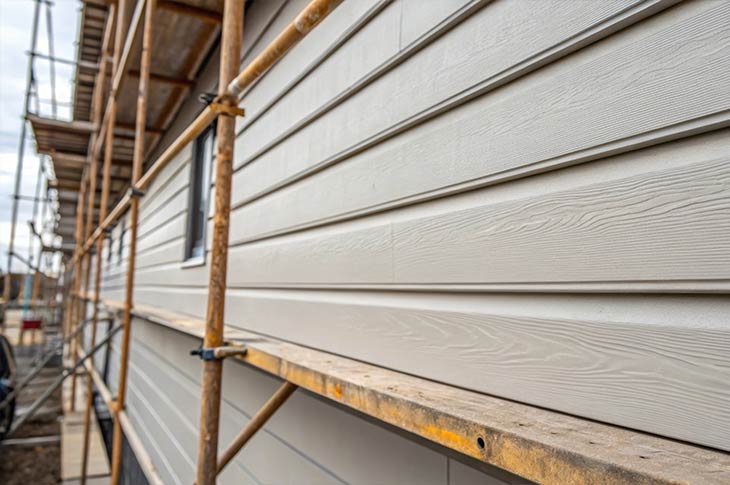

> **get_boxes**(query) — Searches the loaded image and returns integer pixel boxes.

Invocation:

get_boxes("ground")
[0,417,61,484]
[0,312,63,484]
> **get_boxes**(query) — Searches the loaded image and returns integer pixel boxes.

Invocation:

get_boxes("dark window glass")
[106,232,113,262]
[185,125,215,260]
[117,219,125,265]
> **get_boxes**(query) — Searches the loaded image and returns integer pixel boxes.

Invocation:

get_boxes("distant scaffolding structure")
[2,0,66,324]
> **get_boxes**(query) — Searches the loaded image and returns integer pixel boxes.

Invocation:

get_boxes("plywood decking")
[61,373,110,484]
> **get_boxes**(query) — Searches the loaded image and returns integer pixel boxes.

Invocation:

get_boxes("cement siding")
[98,0,730,460]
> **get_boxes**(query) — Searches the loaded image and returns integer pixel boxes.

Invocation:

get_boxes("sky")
[0,0,81,275]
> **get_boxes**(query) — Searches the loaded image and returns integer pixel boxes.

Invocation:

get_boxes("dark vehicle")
[0,334,16,438]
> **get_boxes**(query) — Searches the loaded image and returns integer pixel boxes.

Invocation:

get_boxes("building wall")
[97,0,730,463]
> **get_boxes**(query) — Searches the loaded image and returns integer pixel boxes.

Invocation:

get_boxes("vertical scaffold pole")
[195,1,244,483]
[67,173,88,364]
[3,0,42,331]
[109,0,155,482]
[69,0,116,415]
[80,0,127,482]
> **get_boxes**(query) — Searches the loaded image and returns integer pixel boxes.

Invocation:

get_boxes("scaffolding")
[2,0,64,330]
[3,0,730,484]
[0,0,71,465]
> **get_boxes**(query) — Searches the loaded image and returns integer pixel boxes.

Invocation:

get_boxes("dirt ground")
[0,327,63,484]
[0,417,61,484]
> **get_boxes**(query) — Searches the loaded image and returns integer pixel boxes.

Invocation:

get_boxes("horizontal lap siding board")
[101,318,519,484]
[226,130,730,289]
[234,0,392,134]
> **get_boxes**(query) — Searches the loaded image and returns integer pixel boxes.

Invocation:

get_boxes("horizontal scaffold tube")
[227,0,343,97]
[72,0,345,265]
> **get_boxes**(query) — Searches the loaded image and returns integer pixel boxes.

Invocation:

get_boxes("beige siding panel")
[134,286,208,319]
[229,0,674,209]
[235,0,401,163]
[226,136,730,289]
[136,188,188,242]
[118,340,336,484]
[449,459,531,485]
[223,290,730,451]
[138,148,191,214]
[222,361,449,485]
[135,237,185,270]
[136,212,186,254]
[229,0,729,246]
[134,261,210,288]
[93,0,730,467]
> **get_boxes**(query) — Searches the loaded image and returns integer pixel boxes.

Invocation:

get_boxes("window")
[117,219,125,265]
[185,124,215,260]
[106,231,113,262]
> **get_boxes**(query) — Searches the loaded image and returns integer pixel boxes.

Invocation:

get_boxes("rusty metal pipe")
[227,0,343,97]
[66,175,87,358]
[80,1,127,483]
[109,0,156,483]
[194,1,244,483]
[216,382,298,475]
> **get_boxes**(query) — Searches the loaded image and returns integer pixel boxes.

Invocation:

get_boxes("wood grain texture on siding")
[223,290,730,451]
[226,137,730,290]
[399,0,473,48]
[229,0,683,209]
[234,0,400,161]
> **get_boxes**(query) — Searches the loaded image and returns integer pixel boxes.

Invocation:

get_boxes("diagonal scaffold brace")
[0,315,113,413]
[6,324,122,437]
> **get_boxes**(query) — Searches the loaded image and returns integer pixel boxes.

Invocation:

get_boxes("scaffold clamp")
[190,345,248,361]
[128,186,146,198]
